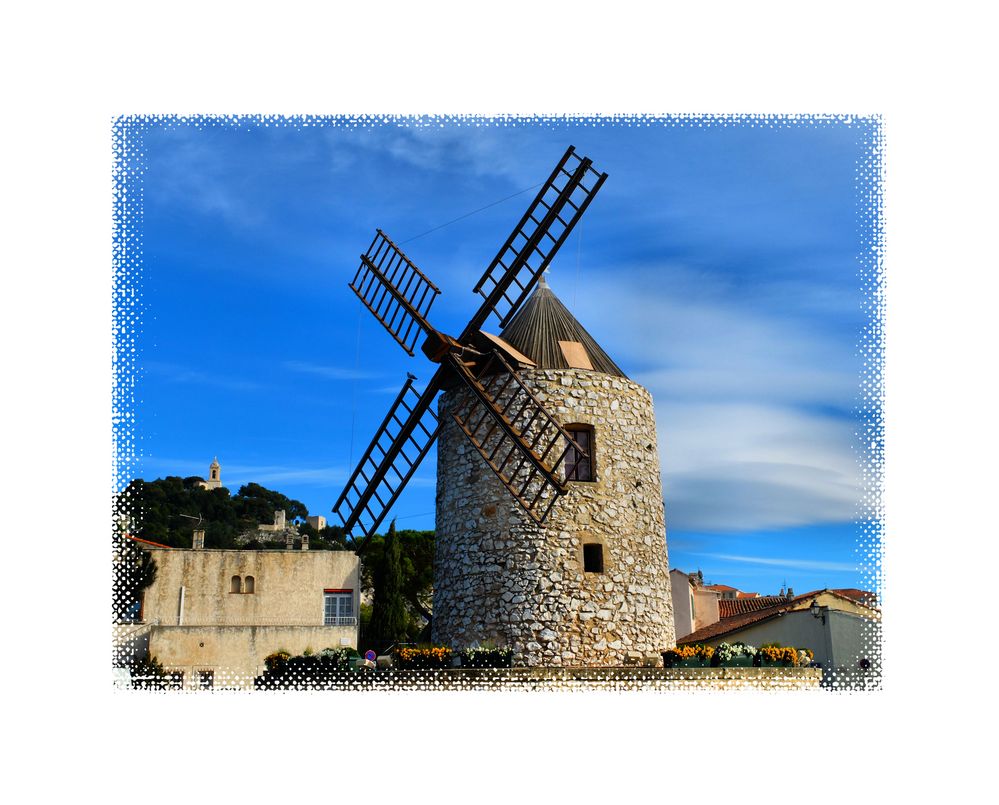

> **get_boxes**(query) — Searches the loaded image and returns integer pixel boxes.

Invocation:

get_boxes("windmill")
[332,146,607,551]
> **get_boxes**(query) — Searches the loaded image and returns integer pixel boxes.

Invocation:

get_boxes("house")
[124,530,361,689]
[674,578,880,683]
[670,568,720,640]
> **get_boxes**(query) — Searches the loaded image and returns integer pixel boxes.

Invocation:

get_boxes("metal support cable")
[400,182,544,245]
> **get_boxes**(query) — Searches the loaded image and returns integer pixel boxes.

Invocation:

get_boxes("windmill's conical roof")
[499,276,627,378]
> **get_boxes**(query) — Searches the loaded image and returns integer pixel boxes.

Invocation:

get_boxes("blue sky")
[120,115,880,597]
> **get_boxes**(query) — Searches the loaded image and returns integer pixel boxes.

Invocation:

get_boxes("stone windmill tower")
[331,146,675,667]
[433,276,674,666]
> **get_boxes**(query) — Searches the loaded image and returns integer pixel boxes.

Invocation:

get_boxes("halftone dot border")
[111,113,884,694]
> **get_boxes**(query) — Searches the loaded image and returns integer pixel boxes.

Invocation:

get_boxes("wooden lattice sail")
[331,146,608,551]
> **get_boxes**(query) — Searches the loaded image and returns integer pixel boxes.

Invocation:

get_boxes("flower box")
[662,646,714,668]
[394,646,453,670]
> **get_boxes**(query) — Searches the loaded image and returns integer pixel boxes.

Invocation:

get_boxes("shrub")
[459,646,514,668]
[255,647,360,689]
[264,649,292,673]
[129,653,172,689]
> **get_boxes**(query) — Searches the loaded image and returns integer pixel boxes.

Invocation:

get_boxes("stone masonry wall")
[433,369,675,666]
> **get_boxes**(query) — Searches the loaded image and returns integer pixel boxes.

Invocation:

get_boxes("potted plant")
[662,643,714,668]
[711,641,757,667]
[754,644,800,667]
[394,645,454,669]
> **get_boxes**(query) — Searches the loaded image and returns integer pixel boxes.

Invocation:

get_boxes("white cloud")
[691,552,860,573]
[558,267,867,532]
[144,129,268,229]
[332,125,542,185]
[283,360,379,381]
[145,361,261,391]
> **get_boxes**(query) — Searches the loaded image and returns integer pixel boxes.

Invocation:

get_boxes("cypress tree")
[369,520,408,651]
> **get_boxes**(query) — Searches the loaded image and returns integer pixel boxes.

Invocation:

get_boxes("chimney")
[192,529,205,550]
[786,587,794,599]
[286,531,295,550]
[301,532,309,551]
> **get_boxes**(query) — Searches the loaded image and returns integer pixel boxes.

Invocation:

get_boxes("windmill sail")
[331,373,443,549]
[444,350,590,523]
[333,147,608,544]
[466,146,607,336]
[350,229,441,356]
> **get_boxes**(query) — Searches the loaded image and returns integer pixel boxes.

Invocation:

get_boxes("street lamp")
[810,599,826,625]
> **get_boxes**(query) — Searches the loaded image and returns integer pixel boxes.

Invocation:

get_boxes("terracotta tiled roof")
[718,596,788,618]
[679,603,791,644]
[680,588,880,644]
[735,591,760,599]
[831,588,878,607]
[704,584,737,592]
[794,588,879,610]
[126,535,174,550]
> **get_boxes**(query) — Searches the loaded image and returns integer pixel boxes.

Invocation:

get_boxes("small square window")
[583,543,604,573]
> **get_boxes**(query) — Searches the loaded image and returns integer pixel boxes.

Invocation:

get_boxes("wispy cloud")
[657,401,864,531]
[138,457,350,488]
[144,361,261,391]
[283,360,379,381]
[144,128,269,230]
[333,125,542,185]
[691,552,860,574]
[555,265,866,533]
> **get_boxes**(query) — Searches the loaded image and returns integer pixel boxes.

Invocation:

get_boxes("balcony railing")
[323,616,358,627]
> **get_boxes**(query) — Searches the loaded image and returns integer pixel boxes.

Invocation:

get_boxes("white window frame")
[324,591,356,626]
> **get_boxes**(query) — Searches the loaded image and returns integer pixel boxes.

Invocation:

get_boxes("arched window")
[583,543,604,573]
[244,575,255,594]
[230,575,242,594]
[565,424,595,482]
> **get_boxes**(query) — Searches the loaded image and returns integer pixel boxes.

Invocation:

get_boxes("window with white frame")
[324,590,354,625]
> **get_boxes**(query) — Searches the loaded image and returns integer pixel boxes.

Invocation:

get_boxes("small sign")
[364,649,377,662]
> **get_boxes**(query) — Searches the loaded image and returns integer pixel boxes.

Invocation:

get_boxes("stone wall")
[174,666,824,692]
[148,624,357,689]
[433,368,675,667]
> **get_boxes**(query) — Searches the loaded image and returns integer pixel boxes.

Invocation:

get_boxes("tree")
[113,534,158,622]
[367,521,408,651]
[232,482,308,525]
[113,476,328,549]
[361,529,434,627]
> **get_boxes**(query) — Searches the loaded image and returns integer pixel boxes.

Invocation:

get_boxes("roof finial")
[538,270,549,289]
